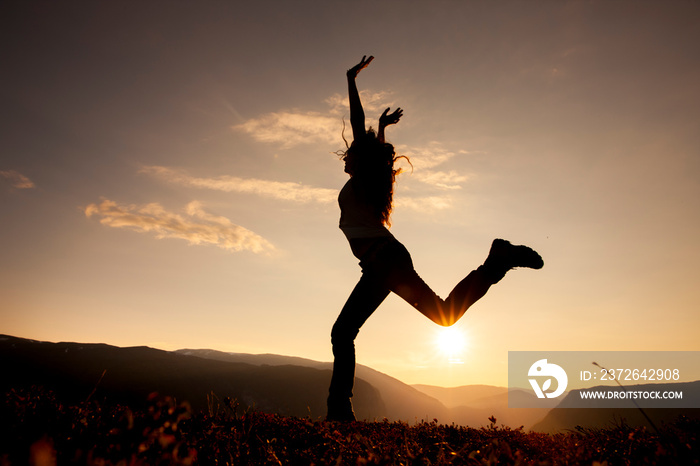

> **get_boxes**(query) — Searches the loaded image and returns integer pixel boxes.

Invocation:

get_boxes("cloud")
[395,195,453,211]
[398,142,460,170]
[235,90,394,148]
[141,164,455,213]
[0,170,35,189]
[230,91,468,204]
[396,143,471,189]
[324,90,394,116]
[235,111,340,148]
[412,170,470,190]
[140,166,338,204]
[84,199,274,254]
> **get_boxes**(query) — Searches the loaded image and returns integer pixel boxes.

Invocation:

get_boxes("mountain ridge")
[0,334,383,420]
[175,348,551,428]
[8,334,694,431]
[3,334,544,427]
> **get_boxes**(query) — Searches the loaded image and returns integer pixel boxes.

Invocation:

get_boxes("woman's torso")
[338,179,394,259]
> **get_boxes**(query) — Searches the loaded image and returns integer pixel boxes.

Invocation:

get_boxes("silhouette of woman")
[327,56,544,421]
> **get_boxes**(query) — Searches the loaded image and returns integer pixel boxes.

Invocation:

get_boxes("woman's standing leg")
[327,270,390,421]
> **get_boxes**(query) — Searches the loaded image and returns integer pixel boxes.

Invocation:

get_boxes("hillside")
[0,335,383,420]
[3,335,540,427]
[176,348,450,424]
[177,349,553,429]
[4,386,697,465]
[5,334,695,433]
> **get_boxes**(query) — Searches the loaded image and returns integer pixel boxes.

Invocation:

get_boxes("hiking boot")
[482,239,543,283]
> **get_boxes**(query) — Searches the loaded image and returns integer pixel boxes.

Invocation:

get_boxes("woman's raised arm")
[346,55,374,142]
[378,107,403,143]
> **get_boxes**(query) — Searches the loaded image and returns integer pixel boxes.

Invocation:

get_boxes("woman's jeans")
[328,238,492,404]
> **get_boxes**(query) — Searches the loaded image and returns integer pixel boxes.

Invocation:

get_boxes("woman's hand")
[379,107,403,128]
[378,107,403,143]
[347,55,374,79]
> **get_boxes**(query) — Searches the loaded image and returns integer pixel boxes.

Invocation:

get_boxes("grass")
[1,387,698,465]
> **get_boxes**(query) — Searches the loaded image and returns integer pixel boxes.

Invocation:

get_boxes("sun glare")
[435,326,467,363]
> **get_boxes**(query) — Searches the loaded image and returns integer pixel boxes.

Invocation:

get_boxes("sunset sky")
[2,1,699,388]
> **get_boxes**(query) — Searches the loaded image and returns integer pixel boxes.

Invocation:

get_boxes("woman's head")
[340,128,410,227]
[341,129,395,177]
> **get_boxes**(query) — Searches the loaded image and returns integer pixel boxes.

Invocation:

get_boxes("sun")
[435,326,467,361]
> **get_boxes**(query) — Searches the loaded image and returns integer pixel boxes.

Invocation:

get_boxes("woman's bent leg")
[388,264,491,327]
[389,239,543,326]
[328,271,389,421]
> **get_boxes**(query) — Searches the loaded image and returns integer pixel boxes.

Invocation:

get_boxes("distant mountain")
[20,334,689,432]
[411,384,549,429]
[411,384,508,408]
[177,349,328,370]
[175,348,449,423]
[531,381,700,433]
[179,349,549,429]
[0,335,383,420]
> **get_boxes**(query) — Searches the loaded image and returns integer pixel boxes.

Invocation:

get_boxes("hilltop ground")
[2,387,698,465]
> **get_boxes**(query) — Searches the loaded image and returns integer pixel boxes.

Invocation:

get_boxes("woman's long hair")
[340,128,410,227]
